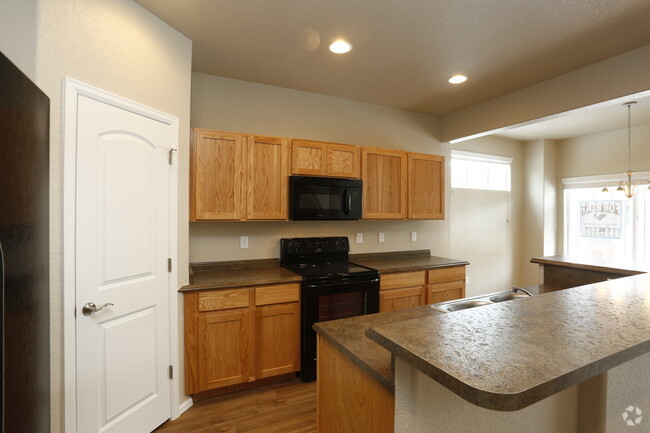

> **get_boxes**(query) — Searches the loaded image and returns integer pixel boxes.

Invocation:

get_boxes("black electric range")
[280,237,380,381]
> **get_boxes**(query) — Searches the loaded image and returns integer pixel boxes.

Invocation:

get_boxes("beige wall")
[190,73,449,262]
[1,0,192,430]
[450,136,526,295]
[555,123,650,254]
[441,44,650,142]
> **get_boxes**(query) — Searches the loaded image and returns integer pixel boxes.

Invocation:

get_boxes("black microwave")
[289,176,362,220]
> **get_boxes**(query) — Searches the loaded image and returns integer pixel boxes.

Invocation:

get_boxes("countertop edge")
[530,256,646,275]
[366,314,650,411]
[314,324,395,393]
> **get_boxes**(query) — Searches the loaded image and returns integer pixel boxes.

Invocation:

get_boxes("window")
[451,150,512,191]
[563,173,650,264]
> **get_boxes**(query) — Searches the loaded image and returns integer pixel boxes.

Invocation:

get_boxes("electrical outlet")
[356,233,363,244]
[411,231,417,242]
[466,275,470,285]
[378,232,385,243]
[240,236,249,248]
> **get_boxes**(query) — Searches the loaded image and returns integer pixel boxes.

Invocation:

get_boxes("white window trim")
[562,171,650,189]
[451,149,513,164]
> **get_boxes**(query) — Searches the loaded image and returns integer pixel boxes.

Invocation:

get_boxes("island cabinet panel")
[362,147,407,219]
[255,303,300,379]
[408,153,444,219]
[380,271,426,312]
[198,309,255,391]
[190,130,245,221]
[246,135,289,220]
[317,335,394,433]
[185,283,301,395]
[426,266,466,304]
[291,139,360,178]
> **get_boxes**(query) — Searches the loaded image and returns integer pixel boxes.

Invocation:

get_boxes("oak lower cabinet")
[255,303,300,379]
[426,266,466,304]
[408,152,444,219]
[184,283,301,395]
[291,139,360,178]
[190,129,289,221]
[362,147,408,219]
[379,271,426,312]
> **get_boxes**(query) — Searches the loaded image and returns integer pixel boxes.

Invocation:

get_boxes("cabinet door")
[408,152,444,219]
[255,302,300,379]
[380,286,423,312]
[247,135,289,220]
[198,308,255,391]
[426,281,465,304]
[327,143,360,178]
[362,147,407,219]
[190,129,245,221]
[291,139,326,176]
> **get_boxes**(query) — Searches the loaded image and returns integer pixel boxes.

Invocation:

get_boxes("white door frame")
[63,78,181,433]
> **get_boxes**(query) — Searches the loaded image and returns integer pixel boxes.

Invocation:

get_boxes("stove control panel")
[280,237,350,256]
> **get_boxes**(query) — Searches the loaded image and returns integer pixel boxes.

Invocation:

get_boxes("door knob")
[82,302,114,316]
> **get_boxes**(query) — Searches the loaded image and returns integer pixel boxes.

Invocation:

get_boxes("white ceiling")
[136,0,650,139]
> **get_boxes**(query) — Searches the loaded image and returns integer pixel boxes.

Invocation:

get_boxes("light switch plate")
[240,236,249,248]
[378,232,385,243]
[411,232,417,242]
[356,233,363,244]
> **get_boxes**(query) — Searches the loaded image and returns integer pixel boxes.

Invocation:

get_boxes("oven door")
[299,275,379,380]
[290,176,362,220]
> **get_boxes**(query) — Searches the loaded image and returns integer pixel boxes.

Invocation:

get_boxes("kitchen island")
[315,257,650,433]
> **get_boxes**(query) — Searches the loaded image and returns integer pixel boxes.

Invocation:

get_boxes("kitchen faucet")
[512,286,533,296]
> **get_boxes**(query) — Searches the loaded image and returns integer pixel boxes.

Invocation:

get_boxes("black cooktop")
[280,236,378,281]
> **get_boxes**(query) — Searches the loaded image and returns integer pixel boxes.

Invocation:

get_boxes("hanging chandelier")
[601,101,650,198]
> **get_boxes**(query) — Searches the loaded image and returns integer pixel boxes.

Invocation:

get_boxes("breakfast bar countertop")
[365,273,650,411]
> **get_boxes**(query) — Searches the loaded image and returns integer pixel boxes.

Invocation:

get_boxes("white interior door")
[75,95,172,433]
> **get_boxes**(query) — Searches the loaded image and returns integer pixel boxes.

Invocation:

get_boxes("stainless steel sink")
[431,288,533,313]
[445,300,493,312]
[489,292,529,303]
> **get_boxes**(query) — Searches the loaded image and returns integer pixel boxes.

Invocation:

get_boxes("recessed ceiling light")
[329,40,353,54]
[448,74,468,84]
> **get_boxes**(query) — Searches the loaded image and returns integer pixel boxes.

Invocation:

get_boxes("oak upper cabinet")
[246,135,290,220]
[379,271,426,313]
[362,147,407,219]
[408,153,445,219]
[291,139,360,179]
[426,266,466,305]
[190,130,289,221]
[190,129,245,221]
[254,284,301,379]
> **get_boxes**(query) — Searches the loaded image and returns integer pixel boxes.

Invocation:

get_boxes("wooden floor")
[154,379,317,433]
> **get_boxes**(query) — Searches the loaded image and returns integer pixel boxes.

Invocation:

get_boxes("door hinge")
[168,148,177,165]
[169,365,173,380]
[167,258,172,272]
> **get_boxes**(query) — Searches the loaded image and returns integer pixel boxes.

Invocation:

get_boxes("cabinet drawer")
[255,283,300,306]
[427,280,465,293]
[380,286,422,301]
[199,288,251,312]
[380,271,426,290]
[427,266,465,284]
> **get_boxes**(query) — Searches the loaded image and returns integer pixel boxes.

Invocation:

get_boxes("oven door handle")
[304,277,379,289]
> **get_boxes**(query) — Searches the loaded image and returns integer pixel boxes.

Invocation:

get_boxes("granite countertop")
[366,273,650,411]
[351,249,469,273]
[531,255,647,275]
[313,306,441,393]
[179,259,302,292]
